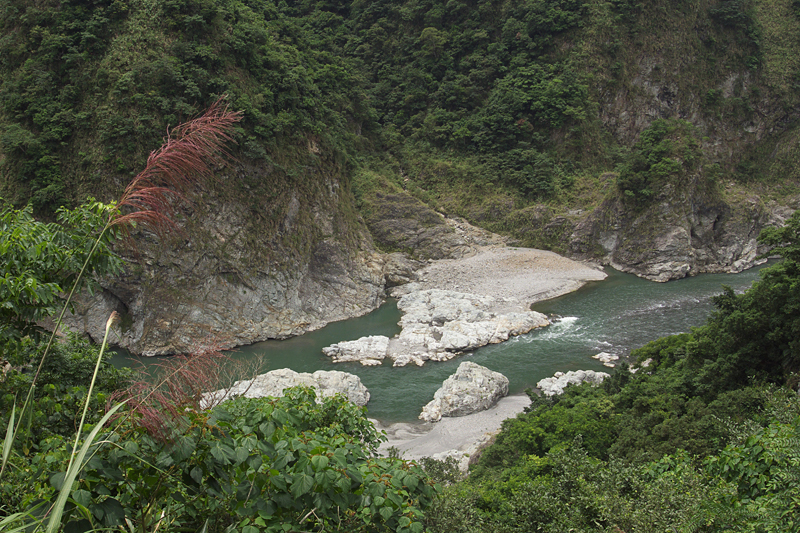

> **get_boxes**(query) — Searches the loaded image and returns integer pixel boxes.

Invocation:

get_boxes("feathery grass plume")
[0,98,242,480]
[33,97,241,387]
[114,340,258,442]
[112,97,243,237]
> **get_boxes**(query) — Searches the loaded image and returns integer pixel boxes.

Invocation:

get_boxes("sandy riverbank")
[373,394,532,468]
[375,242,607,465]
[397,246,607,305]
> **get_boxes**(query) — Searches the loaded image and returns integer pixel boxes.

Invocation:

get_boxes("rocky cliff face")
[567,184,798,281]
[509,183,799,282]
[63,163,387,355]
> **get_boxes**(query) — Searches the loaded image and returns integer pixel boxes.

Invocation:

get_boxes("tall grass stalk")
[44,403,127,533]
[65,312,119,474]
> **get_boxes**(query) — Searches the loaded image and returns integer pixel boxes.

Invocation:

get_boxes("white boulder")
[323,289,549,367]
[592,352,619,367]
[203,368,370,407]
[419,361,509,422]
[322,335,389,365]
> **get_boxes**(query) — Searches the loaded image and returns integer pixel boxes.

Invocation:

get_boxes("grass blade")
[45,401,127,533]
[0,404,15,477]
[0,510,41,533]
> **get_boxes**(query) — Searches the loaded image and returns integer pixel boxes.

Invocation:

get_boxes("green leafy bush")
[6,387,437,533]
[616,119,702,204]
[0,199,122,356]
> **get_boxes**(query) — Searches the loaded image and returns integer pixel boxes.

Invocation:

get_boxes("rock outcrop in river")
[394,289,549,364]
[419,362,509,422]
[537,370,610,397]
[322,289,549,367]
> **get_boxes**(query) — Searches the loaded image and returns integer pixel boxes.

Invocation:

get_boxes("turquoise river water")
[115,263,769,424]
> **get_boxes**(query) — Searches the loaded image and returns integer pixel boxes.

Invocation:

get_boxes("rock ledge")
[323,289,549,367]
[536,369,610,397]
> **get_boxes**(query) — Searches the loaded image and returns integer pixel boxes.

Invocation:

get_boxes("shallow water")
[115,263,770,424]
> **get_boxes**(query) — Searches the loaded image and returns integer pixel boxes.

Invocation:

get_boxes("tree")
[685,210,800,395]
[0,200,122,360]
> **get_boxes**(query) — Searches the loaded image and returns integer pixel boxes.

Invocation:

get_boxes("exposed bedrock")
[322,289,550,367]
[514,184,799,281]
[537,370,610,397]
[61,166,388,356]
[419,362,509,422]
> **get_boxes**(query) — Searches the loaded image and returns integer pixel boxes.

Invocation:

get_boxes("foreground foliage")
[2,387,437,533]
[0,200,122,358]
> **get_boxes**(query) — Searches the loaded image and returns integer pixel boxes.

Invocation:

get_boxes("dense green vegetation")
[3,0,800,223]
[0,193,438,532]
[2,202,798,531]
[3,0,800,530]
[0,200,121,356]
[2,382,436,532]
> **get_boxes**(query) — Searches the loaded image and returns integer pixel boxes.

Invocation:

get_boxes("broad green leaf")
[235,446,249,464]
[92,497,126,527]
[311,454,329,471]
[379,506,394,521]
[291,472,314,498]
[190,466,204,484]
[71,489,91,507]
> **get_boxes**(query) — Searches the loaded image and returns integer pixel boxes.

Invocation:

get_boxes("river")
[115,263,769,424]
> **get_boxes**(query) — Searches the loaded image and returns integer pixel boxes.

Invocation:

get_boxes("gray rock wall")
[567,185,797,281]
[62,165,387,355]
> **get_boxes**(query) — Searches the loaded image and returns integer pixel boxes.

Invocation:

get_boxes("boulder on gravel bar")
[203,368,370,407]
[419,361,509,422]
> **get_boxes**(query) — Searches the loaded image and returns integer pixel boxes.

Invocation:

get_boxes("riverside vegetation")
[0,105,438,532]
[427,216,800,532]
[2,0,800,530]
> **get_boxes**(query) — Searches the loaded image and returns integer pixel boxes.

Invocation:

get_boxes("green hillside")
[2,0,799,220]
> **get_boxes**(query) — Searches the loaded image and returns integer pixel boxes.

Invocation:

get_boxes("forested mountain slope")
[1,0,800,352]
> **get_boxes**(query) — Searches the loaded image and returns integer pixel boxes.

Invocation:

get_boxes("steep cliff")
[62,161,386,355]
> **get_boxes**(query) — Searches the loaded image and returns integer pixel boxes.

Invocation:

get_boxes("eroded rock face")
[60,167,387,356]
[419,362,509,422]
[503,185,797,282]
[363,191,475,259]
[566,187,780,281]
[537,370,610,397]
[202,368,370,407]
[382,253,424,287]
